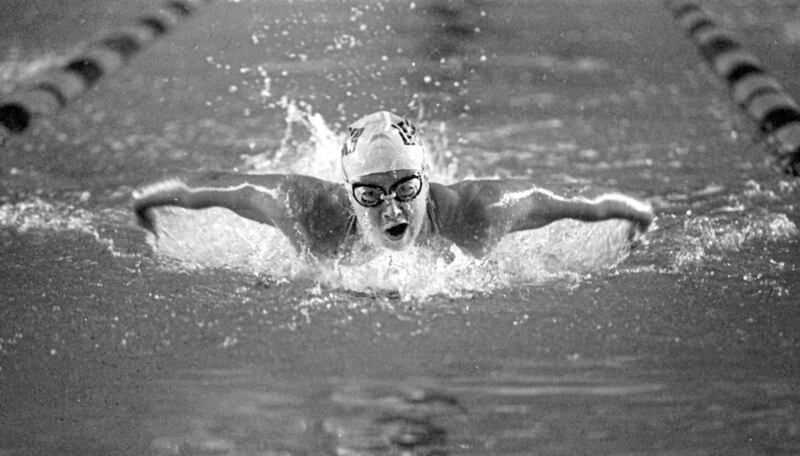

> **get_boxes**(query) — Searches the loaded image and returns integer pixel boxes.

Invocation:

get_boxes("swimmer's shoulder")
[230,173,348,214]
[429,179,527,215]
[274,174,354,257]
[428,180,517,256]
[279,174,350,218]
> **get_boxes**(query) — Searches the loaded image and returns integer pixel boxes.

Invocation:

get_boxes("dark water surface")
[2,1,800,454]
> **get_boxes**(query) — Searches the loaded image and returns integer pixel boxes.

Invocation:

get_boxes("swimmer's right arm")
[131,172,293,234]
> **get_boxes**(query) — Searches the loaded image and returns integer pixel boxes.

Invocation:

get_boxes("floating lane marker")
[665,0,800,175]
[0,0,211,145]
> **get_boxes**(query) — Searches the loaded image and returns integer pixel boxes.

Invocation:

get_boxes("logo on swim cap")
[390,119,419,146]
[341,111,426,179]
[341,127,364,157]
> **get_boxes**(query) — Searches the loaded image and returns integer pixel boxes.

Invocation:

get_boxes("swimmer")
[132,111,654,261]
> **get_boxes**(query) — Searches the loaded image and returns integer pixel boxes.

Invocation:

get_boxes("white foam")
[0,197,137,258]
[147,206,637,300]
[671,212,798,269]
[0,198,96,233]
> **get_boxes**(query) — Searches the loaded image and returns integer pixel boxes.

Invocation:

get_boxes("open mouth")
[384,222,409,240]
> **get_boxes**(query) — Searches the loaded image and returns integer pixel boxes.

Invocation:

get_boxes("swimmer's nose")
[381,198,403,219]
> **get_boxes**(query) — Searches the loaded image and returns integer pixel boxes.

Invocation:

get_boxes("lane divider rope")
[665,0,800,175]
[0,0,211,147]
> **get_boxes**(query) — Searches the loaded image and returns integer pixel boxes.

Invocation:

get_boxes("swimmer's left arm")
[491,183,655,233]
[437,180,653,256]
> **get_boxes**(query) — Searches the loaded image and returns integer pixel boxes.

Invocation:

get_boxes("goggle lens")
[353,187,383,207]
[351,174,422,207]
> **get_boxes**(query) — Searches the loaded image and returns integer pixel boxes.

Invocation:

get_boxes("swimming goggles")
[350,173,423,207]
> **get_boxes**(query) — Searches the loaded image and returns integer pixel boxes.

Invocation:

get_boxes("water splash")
[672,212,797,270]
[240,97,344,179]
[142,204,639,299]
[142,102,643,299]
[321,219,636,299]
[239,97,459,183]
[0,197,94,232]
[146,207,304,274]
[0,197,139,258]
[645,179,800,274]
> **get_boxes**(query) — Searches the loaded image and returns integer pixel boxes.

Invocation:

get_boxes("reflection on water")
[142,359,800,455]
[146,371,463,455]
[326,382,458,455]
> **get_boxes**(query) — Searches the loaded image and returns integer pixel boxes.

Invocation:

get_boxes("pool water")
[2,1,800,454]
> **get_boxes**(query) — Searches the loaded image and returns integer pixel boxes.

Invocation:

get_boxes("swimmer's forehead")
[349,168,421,185]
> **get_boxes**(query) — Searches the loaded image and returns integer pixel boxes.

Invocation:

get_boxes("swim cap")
[341,111,426,179]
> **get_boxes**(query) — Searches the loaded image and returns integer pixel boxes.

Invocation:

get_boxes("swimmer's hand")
[130,178,189,236]
[134,204,158,235]
[635,206,655,233]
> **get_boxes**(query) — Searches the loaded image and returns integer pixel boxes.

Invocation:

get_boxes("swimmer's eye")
[352,186,383,207]
[393,179,421,201]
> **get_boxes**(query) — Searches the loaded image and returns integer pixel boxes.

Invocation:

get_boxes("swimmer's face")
[348,169,429,251]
